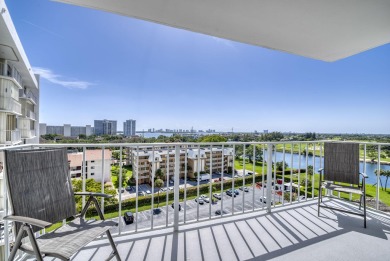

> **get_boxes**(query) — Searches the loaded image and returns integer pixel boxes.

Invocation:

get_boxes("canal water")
[268,151,390,186]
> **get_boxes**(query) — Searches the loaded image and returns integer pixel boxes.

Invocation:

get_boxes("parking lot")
[112,185,286,233]
[117,173,234,201]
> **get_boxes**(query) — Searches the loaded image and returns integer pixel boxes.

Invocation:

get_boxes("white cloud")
[211,36,235,48]
[33,67,93,90]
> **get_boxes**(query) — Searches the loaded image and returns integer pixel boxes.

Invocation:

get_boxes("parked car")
[118,188,125,193]
[160,187,168,192]
[195,197,205,204]
[259,196,273,205]
[215,209,229,215]
[239,186,249,192]
[123,212,134,224]
[171,203,182,211]
[125,186,131,191]
[138,191,145,196]
[169,179,174,184]
[226,190,236,197]
[213,193,222,200]
[145,190,151,194]
[200,195,210,203]
[234,189,240,195]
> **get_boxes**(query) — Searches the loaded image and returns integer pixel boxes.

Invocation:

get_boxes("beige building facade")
[131,147,234,184]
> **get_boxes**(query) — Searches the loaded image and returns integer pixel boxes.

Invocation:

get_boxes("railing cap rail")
[1,140,389,151]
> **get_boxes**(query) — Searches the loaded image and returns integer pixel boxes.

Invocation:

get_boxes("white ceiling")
[56,0,390,62]
[0,1,38,88]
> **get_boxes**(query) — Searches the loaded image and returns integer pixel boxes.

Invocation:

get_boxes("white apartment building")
[0,1,39,146]
[131,147,234,184]
[40,123,93,137]
[68,149,112,183]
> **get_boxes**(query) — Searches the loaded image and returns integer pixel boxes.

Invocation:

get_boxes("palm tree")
[375,169,390,191]
[154,178,164,209]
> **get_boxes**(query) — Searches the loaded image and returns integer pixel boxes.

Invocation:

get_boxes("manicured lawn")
[111,165,133,189]
[234,160,266,175]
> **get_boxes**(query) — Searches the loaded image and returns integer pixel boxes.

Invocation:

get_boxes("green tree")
[307,165,314,181]
[246,144,263,162]
[155,178,164,208]
[78,134,87,139]
[155,168,165,180]
[198,135,227,142]
[71,179,117,211]
[274,161,288,171]
[375,169,390,191]
[112,151,121,160]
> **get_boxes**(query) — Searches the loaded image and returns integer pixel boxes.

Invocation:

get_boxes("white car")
[213,193,222,200]
[195,197,204,204]
[200,195,210,203]
[239,186,249,192]
[145,190,151,194]
[259,196,273,205]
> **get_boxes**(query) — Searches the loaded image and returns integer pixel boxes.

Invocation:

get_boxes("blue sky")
[7,0,390,133]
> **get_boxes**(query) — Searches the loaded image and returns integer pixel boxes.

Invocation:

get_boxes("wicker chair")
[3,148,121,260]
[318,142,368,228]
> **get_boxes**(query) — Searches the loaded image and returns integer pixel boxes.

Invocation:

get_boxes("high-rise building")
[123,119,136,137]
[94,119,117,135]
[0,1,40,146]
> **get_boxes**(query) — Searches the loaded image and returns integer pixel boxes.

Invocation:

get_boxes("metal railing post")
[174,145,180,231]
[266,143,273,213]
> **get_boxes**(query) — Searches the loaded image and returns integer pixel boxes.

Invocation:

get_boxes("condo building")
[131,147,234,184]
[0,1,39,146]
[67,149,112,182]
[123,119,136,137]
[94,119,117,135]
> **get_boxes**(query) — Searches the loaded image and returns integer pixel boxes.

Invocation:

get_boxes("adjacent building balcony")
[19,89,37,105]
[0,141,389,260]
[0,95,21,115]
[0,129,21,145]
[0,62,23,88]
[20,129,36,139]
[22,109,36,121]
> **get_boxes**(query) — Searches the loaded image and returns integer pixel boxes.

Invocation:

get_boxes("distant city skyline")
[7,0,390,134]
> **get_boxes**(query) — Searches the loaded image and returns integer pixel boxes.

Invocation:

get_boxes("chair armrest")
[3,215,52,228]
[360,173,368,179]
[318,168,324,173]
[74,192,113,198]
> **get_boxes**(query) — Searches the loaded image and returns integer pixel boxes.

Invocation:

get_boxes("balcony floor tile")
[14,199,390,261]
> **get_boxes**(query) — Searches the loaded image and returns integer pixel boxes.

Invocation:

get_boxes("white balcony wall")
[0,78,21,115]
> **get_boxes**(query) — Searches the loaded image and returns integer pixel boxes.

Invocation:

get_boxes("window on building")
[91,173,95,176]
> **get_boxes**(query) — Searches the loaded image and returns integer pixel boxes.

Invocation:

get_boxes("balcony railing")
[0,95,21,115]
[22,109,36,120]
[19,89,37,105]
[20,129,36,139]
[0,61,23,87]
[0,130,21,145]
[0,141,389,259]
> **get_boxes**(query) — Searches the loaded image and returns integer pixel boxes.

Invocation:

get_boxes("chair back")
[324,142,360,185]
[5,148,76,233]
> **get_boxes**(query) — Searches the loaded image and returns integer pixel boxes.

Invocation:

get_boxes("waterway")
[269,151,390,186]
[139,132,174,138]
